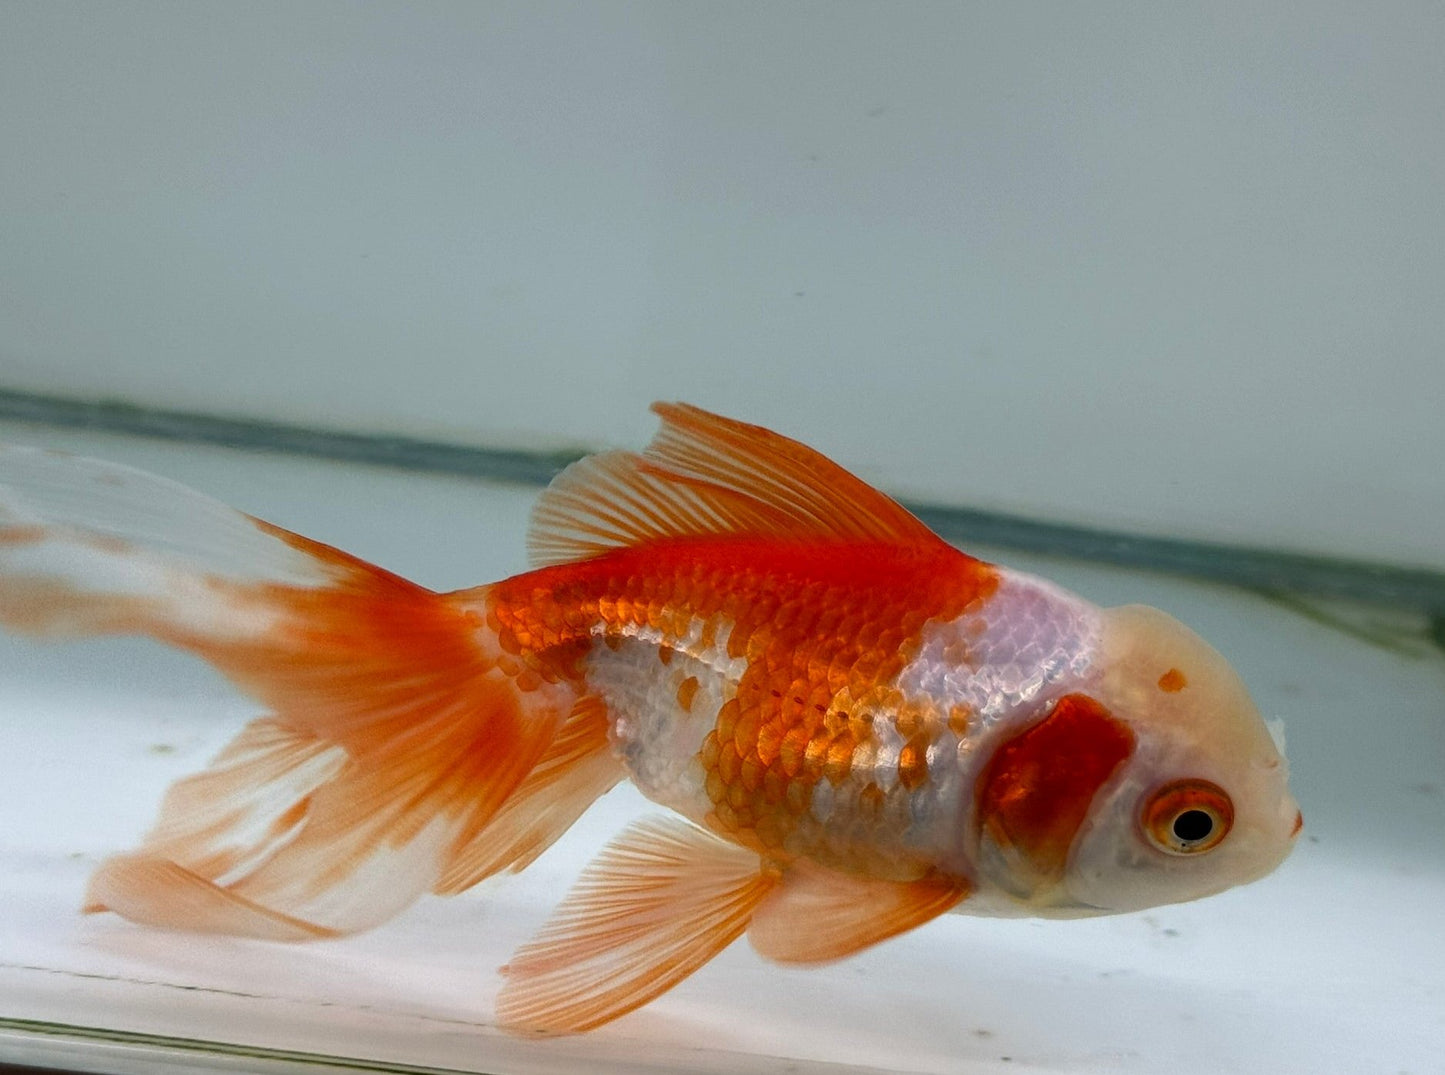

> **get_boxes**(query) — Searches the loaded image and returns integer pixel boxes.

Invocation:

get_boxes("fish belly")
[583,617,744,829]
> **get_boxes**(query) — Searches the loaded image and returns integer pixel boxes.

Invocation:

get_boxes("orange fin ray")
[748,865,969,965]
[435,696,623,895]
[496,816,778,1034]
[138,716,345,887]
[83,854,338,942]
[527,403,942,567]
[0,445,335,590]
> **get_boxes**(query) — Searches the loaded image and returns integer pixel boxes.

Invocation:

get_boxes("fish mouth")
[1290,809,1304,838]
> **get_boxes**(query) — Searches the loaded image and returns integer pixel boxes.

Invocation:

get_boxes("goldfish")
[0,404,1301,1033]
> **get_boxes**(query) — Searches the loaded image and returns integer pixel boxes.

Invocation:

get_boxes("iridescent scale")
[516,550,1104,887]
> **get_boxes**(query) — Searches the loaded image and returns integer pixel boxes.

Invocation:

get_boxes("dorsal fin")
[527,403,941,567]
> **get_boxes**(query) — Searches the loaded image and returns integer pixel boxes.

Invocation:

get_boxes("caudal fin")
[0,445,582,937]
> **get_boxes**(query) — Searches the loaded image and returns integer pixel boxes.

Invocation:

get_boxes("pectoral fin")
[495,816,778,1034]
[748,864,969,964]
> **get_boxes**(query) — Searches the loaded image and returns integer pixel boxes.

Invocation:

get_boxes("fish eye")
[1142,779,1233,855]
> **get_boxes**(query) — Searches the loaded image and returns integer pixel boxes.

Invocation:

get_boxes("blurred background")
[2,1,1441,570]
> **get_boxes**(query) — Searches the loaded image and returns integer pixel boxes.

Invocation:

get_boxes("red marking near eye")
[976,693,1136,884]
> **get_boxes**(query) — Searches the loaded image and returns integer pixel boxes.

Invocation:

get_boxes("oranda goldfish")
[0,404,1301,1033]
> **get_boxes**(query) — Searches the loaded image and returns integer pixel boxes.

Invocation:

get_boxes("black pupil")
[1173,809,1214,844]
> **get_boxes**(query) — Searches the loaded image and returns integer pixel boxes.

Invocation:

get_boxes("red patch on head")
[1157,668,1187,693]
[976,694,1136,885]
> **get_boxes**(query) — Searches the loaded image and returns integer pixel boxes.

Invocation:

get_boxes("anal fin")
[496,816,778,1034]
[748,864,969,965]
[435,696,622,895]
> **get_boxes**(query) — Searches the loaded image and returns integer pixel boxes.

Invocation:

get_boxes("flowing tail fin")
[0,445,584,938]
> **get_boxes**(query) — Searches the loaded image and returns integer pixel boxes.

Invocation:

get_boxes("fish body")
[0,404,1301,1032]
[489,535,991,881]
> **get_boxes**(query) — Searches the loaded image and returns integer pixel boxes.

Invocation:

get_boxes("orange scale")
[778,724,812,777]
[704,768,726,805]
[948,705,972,737]
[732,706,764,756]
[753,812,787,852]
[672,606,700,638]
[898,733,931,791]
[755,720,786,767]
[733,675,766,707]
[873,627,904,656]
[496,627,524,656]
[894,709,923,739]
[821,703,850,737]
[803,734,831,781]
[792,580,825,605]
[858,783,886,819]
[846,711,876,741]
[850,650,888,685]
[776,691,806,725]
[769,600,802,634]
[782,645,814,678]
[676,675,700,713]
[715,698,741,743]
[761,767,787,805]
[726,780,750,813]
[785,779,811,816]
[652,602,682,636]
[804,651,835,685]
[699,730,721,769]
[740,754,765,794]
[712,801,740,833]
[747,635,778,666]
[896,607,929,636]
[825,654,858,695]
[850,734,878,777]
[716,741,742,784]
[824,733,856,785]
[807,680,836,712]
[547,642,588,682]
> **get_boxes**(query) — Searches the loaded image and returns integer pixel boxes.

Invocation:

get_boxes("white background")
[2,3,1441,567]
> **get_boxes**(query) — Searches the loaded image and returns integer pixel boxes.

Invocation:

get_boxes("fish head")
[968,602,1300,917]
[1056,603,1301,913]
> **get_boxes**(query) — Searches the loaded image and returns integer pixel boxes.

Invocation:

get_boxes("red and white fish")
[0,404,1301,1033]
